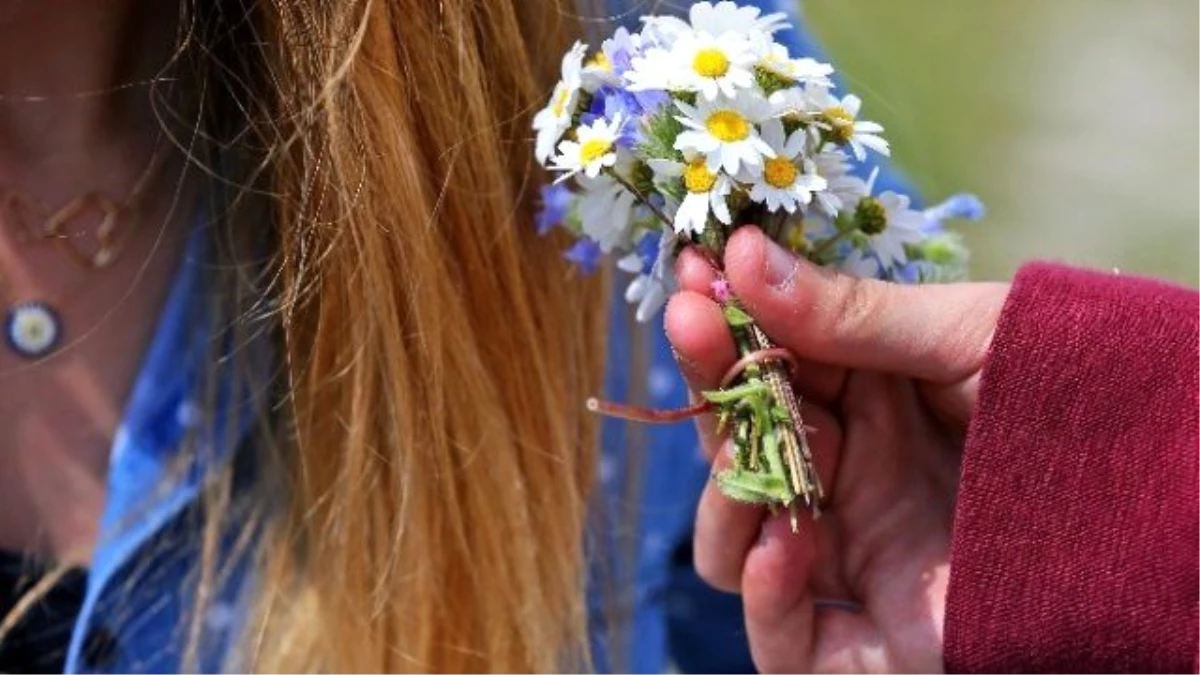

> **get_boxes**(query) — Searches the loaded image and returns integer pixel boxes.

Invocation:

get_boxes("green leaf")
[702,380,770,404]
[631,160,656,198]
[761,427,792,503]
[656,177,686,204]
[637,106,685,164]
[723,304,753,327]
[716,468,790,505]
[698,225,727,256]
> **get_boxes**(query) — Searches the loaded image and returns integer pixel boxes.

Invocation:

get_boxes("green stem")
[810,228,852,260]
[603,167,674,231]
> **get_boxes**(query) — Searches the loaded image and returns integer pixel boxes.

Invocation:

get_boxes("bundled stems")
[707,301,823,531]
[588,169,825,532]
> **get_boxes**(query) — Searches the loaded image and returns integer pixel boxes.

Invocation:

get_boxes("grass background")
[803,0,1198,286]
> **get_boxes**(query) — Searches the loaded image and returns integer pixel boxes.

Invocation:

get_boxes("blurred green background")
[803,0,1199,286]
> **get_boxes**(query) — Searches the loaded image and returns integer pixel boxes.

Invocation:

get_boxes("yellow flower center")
[588,51,612,71]
[821,106,855,143]
[824,106,854,124]
[763,157,799,189]
[579,138,613,165]
[705,110,750,142]
[693,48,731,78]
[551,85,571,117]
[854,197,888,235]
[683,159,718,193]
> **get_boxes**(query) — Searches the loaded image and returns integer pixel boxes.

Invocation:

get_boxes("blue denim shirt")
[60,2,914,672]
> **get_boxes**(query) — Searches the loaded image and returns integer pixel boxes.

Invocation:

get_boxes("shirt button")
[82,625,120,670]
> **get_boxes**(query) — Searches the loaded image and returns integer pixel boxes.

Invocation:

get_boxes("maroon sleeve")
[944,262,1199,673]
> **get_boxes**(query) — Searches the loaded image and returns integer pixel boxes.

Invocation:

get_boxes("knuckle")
[827,274,883,345]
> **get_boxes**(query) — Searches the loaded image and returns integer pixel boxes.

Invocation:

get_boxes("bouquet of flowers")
[534,1,983,528]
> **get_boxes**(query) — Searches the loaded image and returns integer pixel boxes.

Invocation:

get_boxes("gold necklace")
[1,145,164,360]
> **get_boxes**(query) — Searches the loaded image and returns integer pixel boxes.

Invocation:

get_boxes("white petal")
[847,139,866,162]
[647,158,684,178]
[636,284,667,323]
[799,174,828,193]
[783,130,806,158]
[711,192,732,224]
[676,130,720,154]
[857,133,891,157]
[759,118,786,149]
[749,136,776,158]
[843,94,862,117]
[617,253,643,274]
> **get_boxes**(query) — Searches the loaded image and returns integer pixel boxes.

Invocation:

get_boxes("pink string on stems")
[719,347,798,388]
[587,269,799,424]
[585,397,713,423]
[586,346,799,424]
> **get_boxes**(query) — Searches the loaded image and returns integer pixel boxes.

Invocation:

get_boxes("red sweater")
[945,263,1199,672]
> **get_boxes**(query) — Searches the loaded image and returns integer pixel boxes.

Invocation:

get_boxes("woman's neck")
[0,0,192,562]
[0,0,173,163]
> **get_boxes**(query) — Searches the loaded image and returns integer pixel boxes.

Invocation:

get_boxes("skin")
[0,1,185,563]
[664,227,1010,672]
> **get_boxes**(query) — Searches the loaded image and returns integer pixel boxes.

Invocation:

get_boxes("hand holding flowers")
[533,1,983,526]
[667,228,1008,672]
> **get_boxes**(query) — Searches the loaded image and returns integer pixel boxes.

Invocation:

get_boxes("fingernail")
[763,236,799,290]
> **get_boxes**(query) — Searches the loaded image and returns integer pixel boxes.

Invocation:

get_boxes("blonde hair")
[0,1,607,669]
[183,0,608,671]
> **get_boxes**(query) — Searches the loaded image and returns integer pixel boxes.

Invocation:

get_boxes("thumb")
[723,227,1008,386]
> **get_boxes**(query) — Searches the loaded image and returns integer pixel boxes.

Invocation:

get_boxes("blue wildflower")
[893,260,923,283]
[604,27,640,75]
[922,193,985,232]
[632,232,660,275]
[581,85,669,149]
[580,88,637,148]
[536,183,573,235]
[564,238,604,274]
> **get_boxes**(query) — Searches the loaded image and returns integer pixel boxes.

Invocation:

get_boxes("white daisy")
[754,42,834,88]
[582,27,642,91]
[644,1,790,42]
[533,42,587,165]
[627,30,757,100]
[581,50,618,92]
[746,119,828,213]
[806,86,890,161]
[551,113,625,181]
[649,155,733,236]
[811,149,870,217]
[844,190,925,276]
[674,94,775,175]
[576,171,639,252]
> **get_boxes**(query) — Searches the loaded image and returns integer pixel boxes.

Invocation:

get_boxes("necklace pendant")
[5,301,61,359]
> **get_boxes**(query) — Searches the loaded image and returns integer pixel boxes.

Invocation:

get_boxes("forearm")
[945,262,1199,673]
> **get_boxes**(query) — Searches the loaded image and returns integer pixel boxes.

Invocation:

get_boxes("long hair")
[182,0,607,670]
